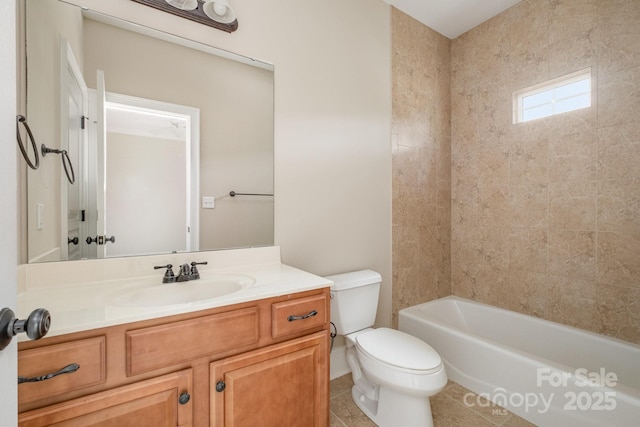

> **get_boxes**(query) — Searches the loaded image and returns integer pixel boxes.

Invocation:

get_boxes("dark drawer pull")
[288,310,318,322]
[18,363,80,384]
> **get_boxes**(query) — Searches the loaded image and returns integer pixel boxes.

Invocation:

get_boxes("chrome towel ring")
[16,115,39,170]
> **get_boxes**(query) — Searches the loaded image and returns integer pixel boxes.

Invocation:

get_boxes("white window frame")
[513,68,592,124]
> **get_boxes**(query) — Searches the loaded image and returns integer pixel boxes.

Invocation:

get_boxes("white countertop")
[17,247,332,340]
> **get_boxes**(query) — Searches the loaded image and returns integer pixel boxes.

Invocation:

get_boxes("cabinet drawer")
[127,307,260,376]
[19,368,193,427]
[18,336,106,405]
[271,293,328,339]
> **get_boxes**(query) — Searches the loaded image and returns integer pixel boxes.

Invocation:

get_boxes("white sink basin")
[100,274,254,307]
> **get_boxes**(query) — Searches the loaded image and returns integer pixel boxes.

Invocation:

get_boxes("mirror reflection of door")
[61,39,90,261]
[95,93,200,257]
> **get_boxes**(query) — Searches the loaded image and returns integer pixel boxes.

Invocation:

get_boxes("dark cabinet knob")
[216,381,226,392]
[178,391,190,405]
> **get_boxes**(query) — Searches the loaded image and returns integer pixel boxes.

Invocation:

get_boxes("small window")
[513,68,591,123]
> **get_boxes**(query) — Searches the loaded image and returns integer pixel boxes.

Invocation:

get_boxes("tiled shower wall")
[450,0,640,344]
[391,9,451,326]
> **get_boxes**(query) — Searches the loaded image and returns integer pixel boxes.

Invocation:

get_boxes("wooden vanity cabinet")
[17,288,330,427]
[210,332,328,426]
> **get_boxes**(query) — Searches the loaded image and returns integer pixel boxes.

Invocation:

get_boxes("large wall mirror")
[24,0,274,263]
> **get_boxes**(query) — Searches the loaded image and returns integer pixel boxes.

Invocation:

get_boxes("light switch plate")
[202,196,215,209]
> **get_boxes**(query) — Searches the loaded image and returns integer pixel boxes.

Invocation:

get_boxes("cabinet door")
[210,331,329,427]
[19,369,193,427]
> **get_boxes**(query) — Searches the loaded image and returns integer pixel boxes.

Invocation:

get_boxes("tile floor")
[330,374,537,427]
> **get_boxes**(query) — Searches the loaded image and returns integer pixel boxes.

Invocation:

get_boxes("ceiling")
[383,0,523,39]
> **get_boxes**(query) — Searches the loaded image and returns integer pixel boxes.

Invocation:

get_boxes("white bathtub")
[398,296,640,427]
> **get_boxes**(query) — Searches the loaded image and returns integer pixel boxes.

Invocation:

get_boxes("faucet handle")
[190,261,208,279]
[154,264,175,283]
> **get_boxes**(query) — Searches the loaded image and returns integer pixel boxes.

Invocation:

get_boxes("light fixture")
[202,0,237,24]
[165,0,197,10]
[132,0,238,33]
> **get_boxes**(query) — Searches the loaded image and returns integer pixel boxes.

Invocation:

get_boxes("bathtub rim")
[398,295,640,397]
[399,295,640,352]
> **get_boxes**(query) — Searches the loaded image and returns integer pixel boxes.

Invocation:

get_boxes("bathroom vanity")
[16,247,331,426]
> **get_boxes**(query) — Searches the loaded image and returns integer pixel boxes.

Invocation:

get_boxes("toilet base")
[351,382,435,427]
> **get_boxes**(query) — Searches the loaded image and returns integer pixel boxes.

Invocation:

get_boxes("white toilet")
[328,270,447,427]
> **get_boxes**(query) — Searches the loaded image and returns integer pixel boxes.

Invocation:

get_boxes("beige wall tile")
[549,131,597,183]
[507,228,548,273]
[501,269,548,318]
[597,178,640,234]
[597,284,640,344]
[597,0,640,76]
[597,231,640,288]
[597,122,640,180]
[548,0,598,43]
[548,274,600,331]
[549,180,597,231]
[391,0,640,344]
[597,67,640,128]
[391,8,451,320]
[451,0,640,344]
[509,184,549,229]
[548,230,596,280]
[477,183,512,227]
[393,224,419,263]
[510,137,549,185]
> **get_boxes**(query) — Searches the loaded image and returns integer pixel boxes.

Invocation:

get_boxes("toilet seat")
[355,328,442,375]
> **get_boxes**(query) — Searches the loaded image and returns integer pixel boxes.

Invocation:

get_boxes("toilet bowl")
[328,270,447,427]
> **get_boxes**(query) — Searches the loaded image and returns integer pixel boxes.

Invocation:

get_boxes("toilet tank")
[326,270,382,336]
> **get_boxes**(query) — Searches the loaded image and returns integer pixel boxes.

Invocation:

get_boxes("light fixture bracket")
[131,0,238,33]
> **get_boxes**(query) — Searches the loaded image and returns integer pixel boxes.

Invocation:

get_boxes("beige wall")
[451,0,640,344]
[57,0,393,327]
[391,9,451,326]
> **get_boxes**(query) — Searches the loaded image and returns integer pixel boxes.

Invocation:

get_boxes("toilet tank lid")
[326,270,382,291]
